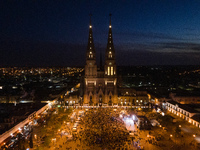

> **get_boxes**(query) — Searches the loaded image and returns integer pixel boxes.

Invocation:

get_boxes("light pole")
[193,134,196,148]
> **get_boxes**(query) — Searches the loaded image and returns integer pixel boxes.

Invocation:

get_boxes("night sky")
[1,0,200,66]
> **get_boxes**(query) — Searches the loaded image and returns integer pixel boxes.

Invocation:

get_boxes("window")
[108,67,110,75]
[109,47,111,49]
[111,67,113,75]
[109,51,112,58]
[109,41,111,43]
[90,51,92,54]
[90,47,91,49]
[90,41,91,43]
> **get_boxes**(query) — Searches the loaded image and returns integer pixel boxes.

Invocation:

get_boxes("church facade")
[83,15,118,106]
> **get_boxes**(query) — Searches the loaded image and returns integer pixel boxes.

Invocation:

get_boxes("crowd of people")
[79,108,130,149]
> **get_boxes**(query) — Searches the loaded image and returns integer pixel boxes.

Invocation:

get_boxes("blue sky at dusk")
[1,0,200,66]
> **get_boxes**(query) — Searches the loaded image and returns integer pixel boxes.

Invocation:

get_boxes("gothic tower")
[83,14,118,106]
[84,14,98,104]
[104,14,118,104]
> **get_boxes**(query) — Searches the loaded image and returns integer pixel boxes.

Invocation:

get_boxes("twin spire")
[86,14,114,61]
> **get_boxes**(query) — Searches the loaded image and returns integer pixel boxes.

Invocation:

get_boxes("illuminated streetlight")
[193,134,196,138]
[34,134,37,139]
[179,125,181,128]
[132,115,136,120]
[170,134,173,137]
[18,128,22,132]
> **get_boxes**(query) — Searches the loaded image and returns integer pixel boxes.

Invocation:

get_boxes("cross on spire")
[109,13,112,25]
[89,13,92,25]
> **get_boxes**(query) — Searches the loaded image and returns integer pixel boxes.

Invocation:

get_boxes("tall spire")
[86,13,95,60]
[104,13,116,77]
[106,13,115,60]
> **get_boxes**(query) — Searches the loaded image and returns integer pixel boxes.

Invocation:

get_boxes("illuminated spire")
[106,13,115,60]
[86,13,95,60]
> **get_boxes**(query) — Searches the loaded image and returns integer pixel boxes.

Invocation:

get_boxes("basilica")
[83,14,118,106]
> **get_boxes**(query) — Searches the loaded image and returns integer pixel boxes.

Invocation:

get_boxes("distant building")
[169,92,200,104]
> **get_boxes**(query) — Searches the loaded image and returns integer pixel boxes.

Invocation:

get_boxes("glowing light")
[161,112,165,116]
[170,134,173,137]
[193,134,196,137]
[89,25,92,28]
[132,115,136,120]
[179,125,181,128]
[109,25,112,28]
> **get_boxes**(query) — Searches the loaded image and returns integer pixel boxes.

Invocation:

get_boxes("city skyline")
[1,0,200,66]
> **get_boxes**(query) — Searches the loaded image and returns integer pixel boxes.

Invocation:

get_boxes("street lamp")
[179,125,181,128]
[34,134,37,140]
[193,134,196,138]
[170,134,173,137]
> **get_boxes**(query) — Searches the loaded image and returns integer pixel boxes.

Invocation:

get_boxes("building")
[166,100,200,128]
[83,14,117,106]
[118,88,149,106]
[169,92,200,104]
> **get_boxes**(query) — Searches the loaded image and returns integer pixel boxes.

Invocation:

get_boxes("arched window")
[111,67,113,75]
[108,67,110,75]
